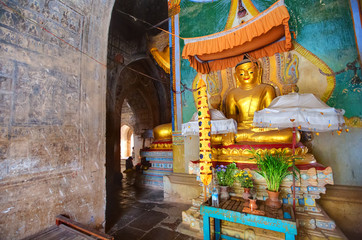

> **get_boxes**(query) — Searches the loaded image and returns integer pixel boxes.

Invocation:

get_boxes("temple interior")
[0,0,361,240]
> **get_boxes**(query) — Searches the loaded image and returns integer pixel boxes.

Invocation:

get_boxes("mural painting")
[179,0,362,127]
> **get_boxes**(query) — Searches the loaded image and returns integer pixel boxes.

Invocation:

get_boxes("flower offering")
[235,170,254,188]
[215,163,237,187]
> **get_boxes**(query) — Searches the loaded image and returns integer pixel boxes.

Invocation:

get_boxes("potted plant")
[235,170,254,200]
[216,163,237,201]
[250,149,299,208]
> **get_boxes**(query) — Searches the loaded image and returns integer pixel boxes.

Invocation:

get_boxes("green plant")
[235,170,253,188]
[216,163,237,187]
[249,149,299,192]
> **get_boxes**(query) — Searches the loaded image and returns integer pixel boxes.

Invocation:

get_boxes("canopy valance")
[182,0,292,74]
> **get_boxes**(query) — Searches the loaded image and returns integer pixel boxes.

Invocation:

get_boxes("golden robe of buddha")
[212,60,299,145]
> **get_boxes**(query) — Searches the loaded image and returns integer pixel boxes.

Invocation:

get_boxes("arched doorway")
[120,125,133,158]
[105,0,169,231]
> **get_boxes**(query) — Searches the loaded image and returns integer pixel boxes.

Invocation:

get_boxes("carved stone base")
[211,142,311,164]
[163,173,202,203]
[149,140,173,150]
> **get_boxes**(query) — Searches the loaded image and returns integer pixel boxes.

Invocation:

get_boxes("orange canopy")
[182,0,292,74]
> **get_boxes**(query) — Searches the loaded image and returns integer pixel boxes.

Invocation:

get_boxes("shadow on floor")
[106,171,197,240]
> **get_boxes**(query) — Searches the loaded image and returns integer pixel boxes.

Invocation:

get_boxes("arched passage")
[105,0,169,230]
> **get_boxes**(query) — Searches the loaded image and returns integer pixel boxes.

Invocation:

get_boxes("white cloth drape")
[182,109,237,136]
[253,93,345,132]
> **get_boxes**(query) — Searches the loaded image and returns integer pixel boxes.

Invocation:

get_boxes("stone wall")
[120,100,136,131]
[0,0,114,239]
[318,185,362,239]
[312,128,362,186]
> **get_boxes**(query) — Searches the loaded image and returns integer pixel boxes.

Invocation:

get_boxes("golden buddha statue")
[150,59,313,163]
[212,59,299,146]
[152,59,300,147]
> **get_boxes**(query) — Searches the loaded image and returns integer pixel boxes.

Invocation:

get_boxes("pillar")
[169,1,185,173]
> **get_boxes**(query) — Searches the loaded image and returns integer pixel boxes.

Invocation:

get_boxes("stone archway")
[105,0,169,231]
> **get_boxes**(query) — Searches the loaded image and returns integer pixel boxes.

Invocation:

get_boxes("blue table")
[200,197,297,240]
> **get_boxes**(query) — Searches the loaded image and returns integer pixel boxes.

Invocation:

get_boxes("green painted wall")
[252,0,362,119]
[180,0,231,123]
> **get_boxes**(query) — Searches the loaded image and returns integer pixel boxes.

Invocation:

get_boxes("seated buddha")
[211,59,299,146]
[152,59,300,147]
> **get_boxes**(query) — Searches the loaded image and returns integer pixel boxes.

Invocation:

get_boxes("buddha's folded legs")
[211,128,300,146]
[235,128,300,144]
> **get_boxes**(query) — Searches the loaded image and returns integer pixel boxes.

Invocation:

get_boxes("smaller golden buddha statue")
[212,59,299,145]
[149,123,173,149]
[153,123,173,141]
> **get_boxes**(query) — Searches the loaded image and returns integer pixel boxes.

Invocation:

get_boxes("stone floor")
[106,172,199,240]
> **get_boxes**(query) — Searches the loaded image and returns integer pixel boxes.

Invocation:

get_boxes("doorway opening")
[120,124,133,171]
[105,0,169,231]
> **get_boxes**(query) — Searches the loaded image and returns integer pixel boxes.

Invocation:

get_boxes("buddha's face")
[234,62,259,86]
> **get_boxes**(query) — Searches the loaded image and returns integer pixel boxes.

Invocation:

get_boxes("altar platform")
[201,197,297,240]
[181,162,348,239]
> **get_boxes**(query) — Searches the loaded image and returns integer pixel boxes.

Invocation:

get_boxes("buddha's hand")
[221,132,235,146]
